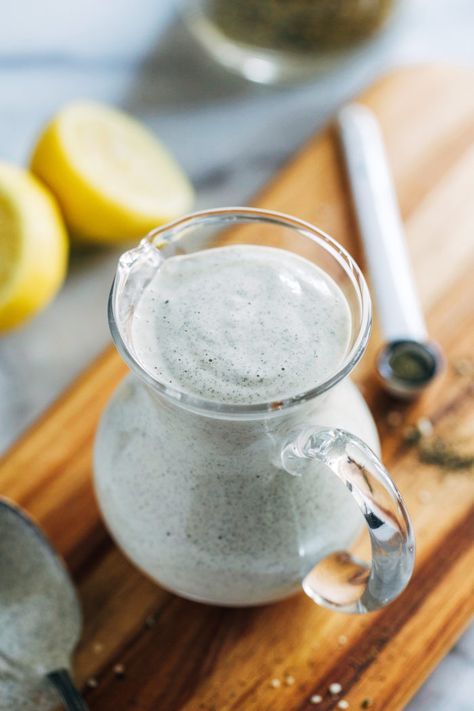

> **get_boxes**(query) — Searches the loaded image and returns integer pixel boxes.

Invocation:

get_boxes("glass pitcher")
[94,208,415,613]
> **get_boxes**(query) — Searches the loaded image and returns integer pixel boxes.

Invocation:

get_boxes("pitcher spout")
[109,238,163,360]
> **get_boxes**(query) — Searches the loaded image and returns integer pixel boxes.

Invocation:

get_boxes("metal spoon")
[0,498,89,710]
[338,103,443,398]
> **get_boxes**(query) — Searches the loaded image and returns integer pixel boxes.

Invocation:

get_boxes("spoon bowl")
[376,339,444,398]
[0,498,89,710]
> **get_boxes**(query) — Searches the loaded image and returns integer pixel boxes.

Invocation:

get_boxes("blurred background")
[0,1,473,708]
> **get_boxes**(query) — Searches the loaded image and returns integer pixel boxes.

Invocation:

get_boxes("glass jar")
[180,0,397,84]
[94,207,414,611]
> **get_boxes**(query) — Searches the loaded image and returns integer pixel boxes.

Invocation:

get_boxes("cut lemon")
[0,162,68,332]
[30,102,195,244]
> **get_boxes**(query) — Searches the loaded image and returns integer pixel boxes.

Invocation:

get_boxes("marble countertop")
[0,1,472,708]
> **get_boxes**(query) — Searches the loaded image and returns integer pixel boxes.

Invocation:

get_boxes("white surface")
[0,0,472,708]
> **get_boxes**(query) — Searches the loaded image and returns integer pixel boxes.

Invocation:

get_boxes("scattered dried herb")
[403,419,474,473]
[453,357,474,378]
[403,418,432,444]
[403,425,422,445]
[418,437,474,472]
[207,0,395,54]
[389,348,430,382]
[361,700,372,709]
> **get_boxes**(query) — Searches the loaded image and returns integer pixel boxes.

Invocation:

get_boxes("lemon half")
[0,162,68,332]
[30,102,195,244]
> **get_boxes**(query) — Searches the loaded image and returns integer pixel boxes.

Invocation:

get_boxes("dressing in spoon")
[0,498,89,710]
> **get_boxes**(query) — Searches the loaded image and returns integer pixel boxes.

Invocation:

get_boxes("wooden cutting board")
[1,66,474,711]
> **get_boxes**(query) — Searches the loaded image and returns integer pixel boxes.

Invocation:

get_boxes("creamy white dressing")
[95,244,379,605]
[131,245,351,403]
[0,505,80,709]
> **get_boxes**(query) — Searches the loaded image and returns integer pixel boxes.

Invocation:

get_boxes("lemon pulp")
[0,162,68,332]
[30,102,195,244]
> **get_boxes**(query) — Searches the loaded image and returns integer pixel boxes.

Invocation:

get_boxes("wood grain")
[1,66,474,711]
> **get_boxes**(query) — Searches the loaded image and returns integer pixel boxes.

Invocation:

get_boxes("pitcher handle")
[280,427,415,613]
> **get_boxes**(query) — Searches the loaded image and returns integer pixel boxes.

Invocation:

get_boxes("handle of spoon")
[337,103,427,343]
[47,669,90,711]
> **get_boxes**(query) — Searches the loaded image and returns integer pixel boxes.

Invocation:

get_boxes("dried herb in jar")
[207,0,396,54]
